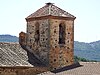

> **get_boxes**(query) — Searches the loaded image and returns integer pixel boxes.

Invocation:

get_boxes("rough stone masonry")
[19,3,76,70]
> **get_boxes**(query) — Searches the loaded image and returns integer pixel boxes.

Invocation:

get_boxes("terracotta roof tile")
[26,3,75,19]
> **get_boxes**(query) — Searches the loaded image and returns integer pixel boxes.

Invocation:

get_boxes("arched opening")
[59,23,65,44]
[35,22,40,44]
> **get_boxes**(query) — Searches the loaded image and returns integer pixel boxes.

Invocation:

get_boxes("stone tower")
[19,3,76,70]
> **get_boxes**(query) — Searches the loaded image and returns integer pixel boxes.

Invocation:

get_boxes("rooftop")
[0,42,100,75]
[26,3,75,19]
[0,42,43,67]
[39,62,100,75]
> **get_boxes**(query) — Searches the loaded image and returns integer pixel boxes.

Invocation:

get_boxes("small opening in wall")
[43,59,46,61]
[55,46,57,48]
[45,45,47,47]
[68,32,70,34]
[54,59,56,62]
[67,47,70,49]
[55,21,57,22]
[66,60,68,62]
[54,29,56,33]
[54,68,56,70]
[46,38,48,40]
[68,40,69,43]
[43,38,44,41]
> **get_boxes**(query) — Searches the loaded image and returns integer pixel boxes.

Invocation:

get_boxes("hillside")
[0,34,100,61]
[74,41,100,61]
[0,34,18,42]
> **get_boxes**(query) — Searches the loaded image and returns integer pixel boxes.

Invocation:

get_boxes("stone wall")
[49,19,74,69]
[26,19,50,65]
[0,67,48,75]
[20,17,74,69]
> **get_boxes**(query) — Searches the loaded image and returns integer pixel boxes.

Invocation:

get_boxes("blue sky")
[0,0,100,43]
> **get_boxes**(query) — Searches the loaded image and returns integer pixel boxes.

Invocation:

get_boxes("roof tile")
[26,3,75,19]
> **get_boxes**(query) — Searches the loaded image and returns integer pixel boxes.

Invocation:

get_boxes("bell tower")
[19,3,76,70]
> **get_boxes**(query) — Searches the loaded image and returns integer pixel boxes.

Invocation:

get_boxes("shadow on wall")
[51,62,82,73]
[20,45,46,67]
[27,51,46,67]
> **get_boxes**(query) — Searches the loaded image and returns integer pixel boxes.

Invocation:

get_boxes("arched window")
[35,22,40,43]
[59,23,65,44]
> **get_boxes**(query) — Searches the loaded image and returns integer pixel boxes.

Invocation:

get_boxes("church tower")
[19,3,76,70]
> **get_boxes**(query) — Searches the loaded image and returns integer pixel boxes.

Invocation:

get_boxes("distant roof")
[0,42,43,67]
[38,62,100,75]
[26,3,75,19]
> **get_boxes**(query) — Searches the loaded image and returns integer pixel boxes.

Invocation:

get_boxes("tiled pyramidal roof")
[26,3,75,19]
